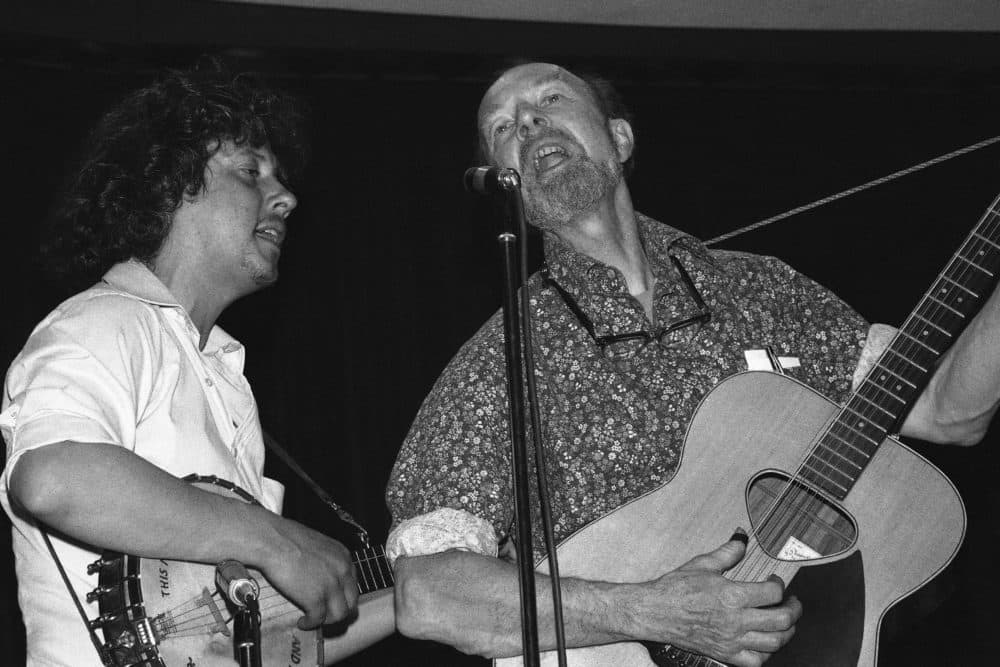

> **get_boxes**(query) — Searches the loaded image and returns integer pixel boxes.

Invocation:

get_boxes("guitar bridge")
[196,586,231,637]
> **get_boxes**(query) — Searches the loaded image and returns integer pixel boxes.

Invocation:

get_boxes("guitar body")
[497,371,965,667]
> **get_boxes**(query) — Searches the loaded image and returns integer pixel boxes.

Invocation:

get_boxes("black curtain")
[3,12,1000,664]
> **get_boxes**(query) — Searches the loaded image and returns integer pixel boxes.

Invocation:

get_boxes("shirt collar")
[102,259,181,307]
[542,213,706,302]
[101,260,244,362]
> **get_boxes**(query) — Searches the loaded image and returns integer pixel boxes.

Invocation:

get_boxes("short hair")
[43,59,308,290]
[475,63,636,178]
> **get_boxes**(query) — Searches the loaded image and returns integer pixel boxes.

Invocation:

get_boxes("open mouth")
[254,224,285,248]
[532,143,572,174]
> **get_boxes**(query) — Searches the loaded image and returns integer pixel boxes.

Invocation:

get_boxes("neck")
[551,184,653,295]
[151,261,231,350]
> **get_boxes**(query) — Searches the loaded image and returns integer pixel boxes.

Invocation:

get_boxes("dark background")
[3,1,1000,664]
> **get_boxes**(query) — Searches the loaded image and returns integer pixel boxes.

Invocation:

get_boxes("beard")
[522,153,622,231]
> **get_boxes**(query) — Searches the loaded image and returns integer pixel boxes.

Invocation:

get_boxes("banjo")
[84,475,393,666]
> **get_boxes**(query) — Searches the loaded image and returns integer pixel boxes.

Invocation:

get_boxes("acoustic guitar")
[86,475,394,666]
[497,192,1000,666]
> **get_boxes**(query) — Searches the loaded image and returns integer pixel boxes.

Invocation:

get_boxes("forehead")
[212,139,277,163]
[477,63,594,125]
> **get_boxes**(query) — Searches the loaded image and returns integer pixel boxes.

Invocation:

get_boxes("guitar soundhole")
[747,472,856,560]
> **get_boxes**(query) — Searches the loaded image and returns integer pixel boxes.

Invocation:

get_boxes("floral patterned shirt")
[386,214,868,562]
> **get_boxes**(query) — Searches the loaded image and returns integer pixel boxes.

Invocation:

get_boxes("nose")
[270,181,298,218]
[516,104,549,139]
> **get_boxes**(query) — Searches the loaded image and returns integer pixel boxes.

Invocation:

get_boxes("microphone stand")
[490,168,541,667]
[233,598,262,667]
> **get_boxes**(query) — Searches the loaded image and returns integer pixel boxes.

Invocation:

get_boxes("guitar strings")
[144,549,394,640]
[705,202,1000,647]
[623,207,997,666]
[751,206,994,582]
[740,209,993,585]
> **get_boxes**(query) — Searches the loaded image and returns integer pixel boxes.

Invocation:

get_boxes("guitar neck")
[802,192,1000,500]
[353,544,394,595]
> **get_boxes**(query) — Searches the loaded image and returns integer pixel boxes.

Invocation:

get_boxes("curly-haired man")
[0,63,377,665]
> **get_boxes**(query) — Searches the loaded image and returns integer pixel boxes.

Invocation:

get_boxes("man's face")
[477,63,631,229]
[165,140,297,296]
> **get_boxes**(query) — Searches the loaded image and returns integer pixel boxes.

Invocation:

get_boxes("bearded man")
[384,62,1000,666]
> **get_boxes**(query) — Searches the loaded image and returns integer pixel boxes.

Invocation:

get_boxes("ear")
[608,118,634,164]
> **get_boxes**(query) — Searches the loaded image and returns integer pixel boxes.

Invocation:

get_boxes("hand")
[256,515,359,630]
[625,535,801,667]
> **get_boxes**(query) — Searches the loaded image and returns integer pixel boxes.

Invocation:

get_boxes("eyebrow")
[480,70,567,123]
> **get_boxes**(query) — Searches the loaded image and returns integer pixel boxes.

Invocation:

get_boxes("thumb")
[296,608,325,631]
[679,529,748,573]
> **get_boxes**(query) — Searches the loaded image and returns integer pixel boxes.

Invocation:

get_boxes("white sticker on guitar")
[744,349,774,371]
[777,535,822,561]
[744,350,800,372]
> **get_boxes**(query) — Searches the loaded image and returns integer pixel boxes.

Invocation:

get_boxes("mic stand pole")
[233,598,262,667]
[493,168,540,667]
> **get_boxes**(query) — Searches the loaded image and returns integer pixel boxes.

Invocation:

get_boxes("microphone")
[463,166,520,195]
[215,560,261,608]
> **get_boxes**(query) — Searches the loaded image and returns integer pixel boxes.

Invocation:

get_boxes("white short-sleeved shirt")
[0,260,284,666]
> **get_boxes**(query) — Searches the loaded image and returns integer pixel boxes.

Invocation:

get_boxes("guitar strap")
[39,527,112,666]
[261,429,373,547]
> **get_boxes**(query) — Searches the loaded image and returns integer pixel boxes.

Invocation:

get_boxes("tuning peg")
[86,585,114,603]
[86,556,120,575]
[87,612,118,630]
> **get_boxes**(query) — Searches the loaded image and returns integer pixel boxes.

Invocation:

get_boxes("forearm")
[393,550,630,658]
[323,588,396,665]
[8,441,289,569]
[901,281,1000,444]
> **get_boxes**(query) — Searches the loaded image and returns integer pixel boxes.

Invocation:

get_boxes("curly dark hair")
[475,61,636,178]
[43,59,308,289]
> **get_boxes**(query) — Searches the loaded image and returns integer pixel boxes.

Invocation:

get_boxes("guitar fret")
[815,444,863,471]
[372,548,391,587]
[806,450,857,480]
[378,545,396,585]
[940,275,979,299]
[973,231,1000,251]
[801,461,850,494]
[955,254,994,277]
[824,430,873,459]
[927,294,965,317]
[369,550,388,588]
[353,547,394,595]
[884,348,929,374]
[871,363,917,390]
[912,313,952,337]
[834,418,881,447]
[851,393,897,420]
[858,378,907,406]
[358,553,379,593]
[898,330,940,355]
[842,404,891,433]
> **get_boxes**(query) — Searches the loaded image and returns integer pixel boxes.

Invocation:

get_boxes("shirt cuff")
[852,323,898,391]
[386,507,499,567]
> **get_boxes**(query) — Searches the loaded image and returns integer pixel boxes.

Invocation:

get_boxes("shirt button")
[204,377,214,387]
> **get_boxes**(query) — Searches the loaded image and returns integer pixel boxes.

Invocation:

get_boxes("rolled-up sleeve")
[1,296,160,489]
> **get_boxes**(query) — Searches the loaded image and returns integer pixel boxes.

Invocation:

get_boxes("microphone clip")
[215,559,261,608]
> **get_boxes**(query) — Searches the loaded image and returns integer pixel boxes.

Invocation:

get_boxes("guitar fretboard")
[800,198,1000,500]
[353,545,394,594]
